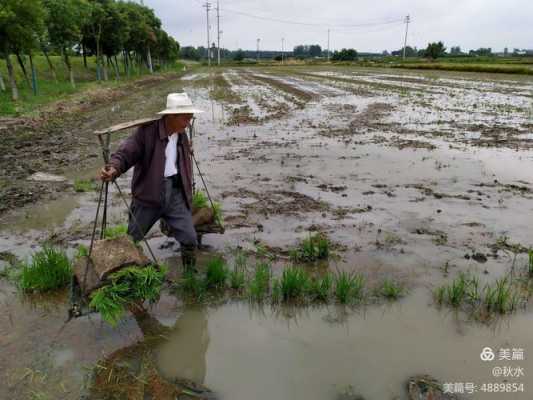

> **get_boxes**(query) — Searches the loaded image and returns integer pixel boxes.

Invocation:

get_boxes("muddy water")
[155,290,533,400]
[1,66,533,399]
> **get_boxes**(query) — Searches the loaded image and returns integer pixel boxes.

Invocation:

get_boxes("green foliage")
[73,178,96,192]
[192,190,208,209]
[271,278,282,303]
[103,224,128,239]
[290,233,330,262]
[331,48,358,61]
[483,277,518,314]
[380,279,404,299]
[279,266,309,301]
[204,257,228,290]
[528,249,533,277]
[18,246,72,292]
[89,264,167,326]
[425,41,446,59]
[334,271,365,304]
[435,272,523,317]
[76,244,89,259]
[181,270,206,300]
[248,262,270,301]
[306,273,333,302]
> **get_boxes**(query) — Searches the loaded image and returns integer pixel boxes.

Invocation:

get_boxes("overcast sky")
[144,0,532,53]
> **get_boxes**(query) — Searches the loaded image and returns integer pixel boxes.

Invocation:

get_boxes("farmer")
[100,92,203,272]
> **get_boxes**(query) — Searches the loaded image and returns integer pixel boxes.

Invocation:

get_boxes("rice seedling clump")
[19,246,72,292]
[89,265,167,326]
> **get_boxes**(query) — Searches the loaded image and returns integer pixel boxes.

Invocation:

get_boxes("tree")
[331,48,358,61]
[44,0,89,88]
[233,49,244,61]
[0,0,46,100]
[180,46,201,61]
[424,41,446,60]
[309,44,322,57]
[450,46,462,55]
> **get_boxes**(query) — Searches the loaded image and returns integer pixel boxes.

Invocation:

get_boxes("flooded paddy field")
[1,65,533,399]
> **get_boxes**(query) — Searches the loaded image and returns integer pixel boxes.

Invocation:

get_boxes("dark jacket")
[109,118,193,209]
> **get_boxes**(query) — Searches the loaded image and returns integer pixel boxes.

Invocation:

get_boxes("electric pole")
[203,2,211,66]
[402,15,410,60]
[216,0,221,65]
[327,29,330,61]
[256,38,260,62]
[281,37,285,64]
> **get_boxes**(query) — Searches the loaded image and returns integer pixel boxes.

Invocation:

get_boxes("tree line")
[0,0,180,101]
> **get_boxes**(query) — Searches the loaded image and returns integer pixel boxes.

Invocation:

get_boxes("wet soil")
[1,66,533,399]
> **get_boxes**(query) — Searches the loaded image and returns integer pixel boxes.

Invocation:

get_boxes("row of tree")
[388,43,529,59]
[0,0,180,101]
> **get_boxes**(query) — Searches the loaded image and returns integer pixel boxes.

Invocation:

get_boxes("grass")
[435,272,525,317]
[73,178,97,192]
[103,224,128,239]
[248,262,271,301]
[181,270,206,300]
[380,279,405,300]
[279,266,309,301]
[289,233,330,262]
[204,257,228,290]
[89,264,167,326]
[0,54,187,116]
[528,249,533,277]
[306,273,333,302]
[334,271,365,304]
[18,246,72,292]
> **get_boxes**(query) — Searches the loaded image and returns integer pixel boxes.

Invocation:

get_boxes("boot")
[181,244,197,273]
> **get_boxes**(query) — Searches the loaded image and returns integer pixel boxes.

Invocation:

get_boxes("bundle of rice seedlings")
[19,246,72,292]
[89,264,167,326]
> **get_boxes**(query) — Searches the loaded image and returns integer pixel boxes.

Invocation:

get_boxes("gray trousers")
[127,178,197,247]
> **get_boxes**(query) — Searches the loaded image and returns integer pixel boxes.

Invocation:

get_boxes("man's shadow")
[87,305,215,400]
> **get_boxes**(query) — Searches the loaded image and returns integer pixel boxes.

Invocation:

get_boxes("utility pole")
[203,2,211,66]
[281,37,285,64]
[402,15,410,60]
[327,29,330,61]
[256,38,260,62]
[216,0,221,65]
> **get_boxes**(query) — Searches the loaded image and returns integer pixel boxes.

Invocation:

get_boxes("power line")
[220,7,404,28]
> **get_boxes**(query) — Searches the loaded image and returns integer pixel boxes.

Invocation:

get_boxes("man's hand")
[100,165,118,182]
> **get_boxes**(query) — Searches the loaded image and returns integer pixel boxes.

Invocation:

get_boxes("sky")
[143,0,533,53]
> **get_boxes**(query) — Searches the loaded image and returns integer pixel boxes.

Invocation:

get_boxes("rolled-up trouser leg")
[127,200,161,242]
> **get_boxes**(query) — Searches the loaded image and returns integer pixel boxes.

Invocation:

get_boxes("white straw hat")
[158,92,204,115]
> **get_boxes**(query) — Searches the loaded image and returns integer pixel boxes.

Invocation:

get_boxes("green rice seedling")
[212,202,224,225]
[445,273,468,307]
[334,271,365,304]
[89,281,129,326]
[204,257,228,290]
[271,278,282,304]
[73,178,97,193]
[527,249,533,278]
[279,266,310,301]
[248,262,271,301]
[192,191,209,209]
[434,286,446,305]
[229,266,246,291]
[307,273,333,302]
[103,224,128,239]
[483,277,516,314]
[380,279,404,300]
[290,233,330,262]
[19,246,72,292]
[89,265,167,326]
[76,244,89,259]
[181,270,206,300]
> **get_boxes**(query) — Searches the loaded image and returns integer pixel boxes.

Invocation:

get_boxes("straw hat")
[158,92,204,115]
